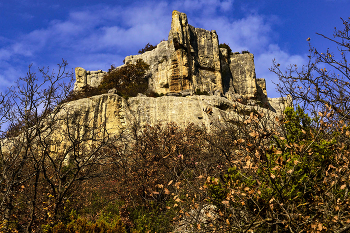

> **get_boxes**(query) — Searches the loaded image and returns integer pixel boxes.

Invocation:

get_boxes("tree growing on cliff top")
[98,59,150,98]
[219,43,233,55]
[60,59,150,103]
[138,43,157,54]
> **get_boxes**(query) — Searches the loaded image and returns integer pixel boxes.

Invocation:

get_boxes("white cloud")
[220,0,234,11]
[255,44,307,97]
[198,14,273,53]
[0,65,24,88]
[172,0,234,13]
[0,49,12,60]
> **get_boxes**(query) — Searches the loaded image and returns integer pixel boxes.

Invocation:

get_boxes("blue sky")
[0,0,349,97]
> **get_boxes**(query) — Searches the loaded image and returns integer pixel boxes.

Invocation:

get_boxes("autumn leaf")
[255,150,260,157]
[205,212,212,218]
[237,139,245,143]
[222,200,229,206]
[275,150,282,155]
[164,188,170,194]
[318,223,323,231]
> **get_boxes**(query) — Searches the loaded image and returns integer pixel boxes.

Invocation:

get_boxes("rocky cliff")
[50,92,291,142]
[75,11,270,103]
[2,11,293,155]
[69,10,292,136]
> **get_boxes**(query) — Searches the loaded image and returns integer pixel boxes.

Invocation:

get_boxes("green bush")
[219,43,233,55]
[98,59,150,98]
[130,201,178,233]
[205,106,348,232]
[195,89,209,95]
[59,59,150,103]
[138,43,157,54]
[44,209,126,233]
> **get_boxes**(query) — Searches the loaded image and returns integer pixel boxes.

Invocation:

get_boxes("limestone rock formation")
[1,91,290,156]
[68,10,292,135]
[124,10,223,96]
[74,67,106,91]
[54,93,285,139]
[74,10,270,103]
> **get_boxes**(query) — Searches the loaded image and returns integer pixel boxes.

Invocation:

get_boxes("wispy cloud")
[196,14,273,53]
[255,44,307,97]
[172,0,234,14]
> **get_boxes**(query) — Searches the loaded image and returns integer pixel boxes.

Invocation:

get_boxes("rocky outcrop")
[74,10,271,102]
[229,53,257,99]
[52,93,283,140]
[124,11,223,96]
[68,10,292,138]
[125,41,173,94]
[74,67,106,91]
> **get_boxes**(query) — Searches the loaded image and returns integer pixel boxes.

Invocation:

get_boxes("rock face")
[75,10,269,102]
[55,93,285,138]
[1,92,291,156]
[69,10,292,135]
[123,11,223,96]
[74,67,106,91]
